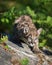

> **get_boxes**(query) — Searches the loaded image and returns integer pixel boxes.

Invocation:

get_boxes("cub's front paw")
[33,47,41,53]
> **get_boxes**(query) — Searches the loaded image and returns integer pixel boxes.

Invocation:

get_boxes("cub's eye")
[33,37,37,42]
[34,38,37,41]
[34,37,38,40]
[33,37,38,43]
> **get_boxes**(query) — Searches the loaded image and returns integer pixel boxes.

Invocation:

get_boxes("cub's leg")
[33,42,41,53]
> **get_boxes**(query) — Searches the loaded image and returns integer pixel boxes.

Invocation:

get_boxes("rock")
[5,41,52,65]
[11,56,22,65]
[0,47,12,65]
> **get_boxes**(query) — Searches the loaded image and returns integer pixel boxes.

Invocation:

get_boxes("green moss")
[20,58,29,65]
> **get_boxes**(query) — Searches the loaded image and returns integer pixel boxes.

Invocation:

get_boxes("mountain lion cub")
[14,15,42,53]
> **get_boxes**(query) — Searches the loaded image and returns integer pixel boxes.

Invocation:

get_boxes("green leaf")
[5,45,9,49]
[47,16,52,22]
[5,18,9,23]
[39,39,47,47]
[1,18,5,23]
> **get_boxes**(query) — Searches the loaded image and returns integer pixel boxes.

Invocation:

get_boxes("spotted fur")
[14,15,42,53]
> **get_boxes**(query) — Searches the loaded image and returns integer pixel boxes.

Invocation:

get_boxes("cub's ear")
[37,28,42,36]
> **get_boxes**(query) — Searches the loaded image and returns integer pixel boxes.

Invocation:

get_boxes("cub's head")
[28,28,42,47]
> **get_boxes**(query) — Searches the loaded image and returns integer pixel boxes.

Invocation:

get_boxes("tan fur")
[14,15,41,53]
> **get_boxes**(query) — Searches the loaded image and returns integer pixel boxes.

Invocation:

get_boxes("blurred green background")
[0,0,52,49]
